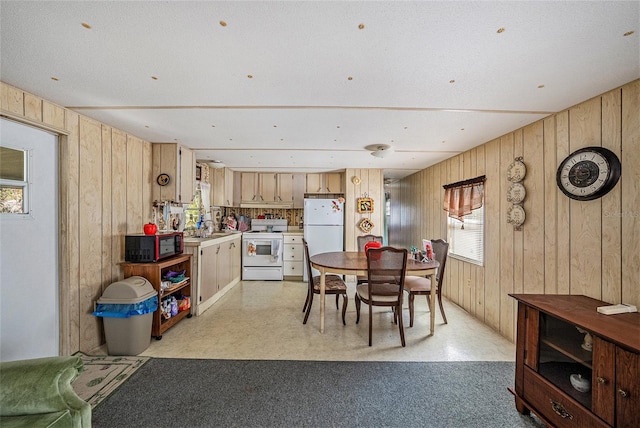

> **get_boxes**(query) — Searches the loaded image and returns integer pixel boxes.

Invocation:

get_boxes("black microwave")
[125,232,183,262]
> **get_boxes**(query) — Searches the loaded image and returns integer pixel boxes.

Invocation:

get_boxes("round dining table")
[310,251,439,334]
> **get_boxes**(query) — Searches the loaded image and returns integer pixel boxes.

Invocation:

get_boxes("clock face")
[556,147,621,201]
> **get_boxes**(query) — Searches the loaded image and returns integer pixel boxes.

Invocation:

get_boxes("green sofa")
[0,356,91,427]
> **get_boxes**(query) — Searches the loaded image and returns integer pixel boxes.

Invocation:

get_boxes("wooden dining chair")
[355,246,408,347]
[404,239,449,326]
[302,239,348,325]
[356,235,383,284]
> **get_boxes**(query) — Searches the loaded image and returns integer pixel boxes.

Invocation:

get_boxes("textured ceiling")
[1,1,638,180]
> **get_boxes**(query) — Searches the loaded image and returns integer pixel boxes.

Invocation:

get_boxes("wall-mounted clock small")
[156,173,171,186]
[556,147,621,201]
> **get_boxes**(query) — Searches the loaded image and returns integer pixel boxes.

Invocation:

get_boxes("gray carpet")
[92,359,544,428]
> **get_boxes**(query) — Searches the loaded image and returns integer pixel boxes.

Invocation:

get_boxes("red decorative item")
[143,222,158,235]
[364,241,382,256]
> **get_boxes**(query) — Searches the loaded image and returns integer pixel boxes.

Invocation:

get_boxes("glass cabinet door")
[538,313,595,409]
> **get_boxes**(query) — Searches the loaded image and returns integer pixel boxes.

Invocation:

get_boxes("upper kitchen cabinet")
[211,167,235,207]
[240,173,295,208]
[305,172,343,194]
[152,143,195,203]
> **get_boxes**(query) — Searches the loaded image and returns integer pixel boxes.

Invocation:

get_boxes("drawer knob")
[597,377,607,384]
[550,400,573,420]
[618,389,629,398]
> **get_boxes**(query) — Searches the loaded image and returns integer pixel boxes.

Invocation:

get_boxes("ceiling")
[1,1,638,180]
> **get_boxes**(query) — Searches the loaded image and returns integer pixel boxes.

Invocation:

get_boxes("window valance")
[443,175,486,221]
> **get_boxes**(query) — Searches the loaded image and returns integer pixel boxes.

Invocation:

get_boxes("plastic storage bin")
[93,276,158,355]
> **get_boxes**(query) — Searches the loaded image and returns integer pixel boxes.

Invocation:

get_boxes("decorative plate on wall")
[507,204,526,230]
[357,197,374,213]
[507,158,526,183]
[359,218,374,233]
[507,183,526,204]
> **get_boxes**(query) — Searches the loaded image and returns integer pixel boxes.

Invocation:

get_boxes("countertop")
[183,231,242,247]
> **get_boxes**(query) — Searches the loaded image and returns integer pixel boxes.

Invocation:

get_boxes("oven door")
[242,238,282,267]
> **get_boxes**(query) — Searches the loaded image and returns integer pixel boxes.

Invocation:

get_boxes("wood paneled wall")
[1,82,153,354]
[389,80,640,342]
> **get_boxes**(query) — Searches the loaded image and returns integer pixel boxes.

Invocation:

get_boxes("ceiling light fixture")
[370,144,394,158]
[209,160,225,169]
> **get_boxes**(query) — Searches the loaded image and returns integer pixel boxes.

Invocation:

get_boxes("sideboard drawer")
[523,367,609,428]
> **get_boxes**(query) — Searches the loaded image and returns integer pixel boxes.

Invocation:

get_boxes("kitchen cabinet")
[184,234,241,316]
[292,174,305,208]
[241,172,295,207]
[305,172,343,194]
[509,294,640,428]
[152,143,195,203]
[283,233,304,279]
[122,254,193,340]
[211,167,235,207]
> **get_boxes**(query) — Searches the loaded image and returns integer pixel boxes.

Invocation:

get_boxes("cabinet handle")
[597,377,607,384]
[550,400,573,420]
[216,246,221,254]
[618,389,629,398]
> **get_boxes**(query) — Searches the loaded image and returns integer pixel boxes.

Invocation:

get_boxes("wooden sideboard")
[509,294,639,428]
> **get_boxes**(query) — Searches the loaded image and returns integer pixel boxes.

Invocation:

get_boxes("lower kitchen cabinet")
[122,254,193,340]
[283,233,304,280]
[184,234,241,316]
[510,294,640,428]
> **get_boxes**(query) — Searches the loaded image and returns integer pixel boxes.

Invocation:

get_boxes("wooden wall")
[1,82,153,354]
[389,79,640,342]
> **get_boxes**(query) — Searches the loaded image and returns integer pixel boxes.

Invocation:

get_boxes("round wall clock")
[507,158,526,183]
[156,173,171,186]
[556,146,621,201]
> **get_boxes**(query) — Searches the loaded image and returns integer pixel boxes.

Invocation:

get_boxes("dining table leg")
[429,271,436,336]
[319,267,326,333]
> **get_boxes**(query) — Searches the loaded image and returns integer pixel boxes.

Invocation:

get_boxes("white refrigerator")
[303,198,344,281]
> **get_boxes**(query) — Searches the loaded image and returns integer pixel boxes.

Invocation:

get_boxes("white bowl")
[570,374,591,393]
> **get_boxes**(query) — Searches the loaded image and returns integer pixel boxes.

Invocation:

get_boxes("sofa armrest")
[0,356,91,427]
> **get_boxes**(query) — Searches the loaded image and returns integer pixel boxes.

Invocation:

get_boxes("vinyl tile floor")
[135,280,516,362]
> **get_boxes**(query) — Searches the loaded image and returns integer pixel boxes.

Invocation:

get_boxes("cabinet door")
[230,238,241,281]
[200,245,219,302]
[217,241,231,289]
[325,173,342,193]
[259,173,277,202]
[211,168,225,207]
[224,168,235,206]
[592,336,615,425]
[277,173,293,203]
[292,173,305,208]
[179,145,195,203]
[616,347,640,427]
[306,173,322,193]
[241,172,258,202]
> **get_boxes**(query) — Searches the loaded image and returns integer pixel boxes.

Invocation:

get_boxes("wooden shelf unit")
[510,294,640,428]
[122,254,193,339]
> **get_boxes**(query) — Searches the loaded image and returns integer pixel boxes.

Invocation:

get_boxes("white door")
[0,118,58,362]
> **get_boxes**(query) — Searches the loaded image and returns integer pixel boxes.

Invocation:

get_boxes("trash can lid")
[98,276,157,304]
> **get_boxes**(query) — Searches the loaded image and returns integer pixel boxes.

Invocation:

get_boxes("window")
[443,175,485,266]
[447,204,484,265]
[0,146,29,214]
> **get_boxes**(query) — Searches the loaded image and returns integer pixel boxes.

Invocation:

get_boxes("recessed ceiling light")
[348,76,353,80]
[81,22,91,29]
[220,20,227,27]
[358,23,365,30]
[461,128,465,131]
[145,125,150,128]
[497,27,505,34]
[247,74,253,79]
[51,77,59,81]
[538,84,545,89]
[404,127,407,129]
[337,125,340,128]
[211,125,216,127]
[624,30,635,37]
[151,76,158,80]
[449,79,455,84]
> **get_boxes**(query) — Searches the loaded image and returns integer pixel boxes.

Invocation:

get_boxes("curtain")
[443,176,486,221]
